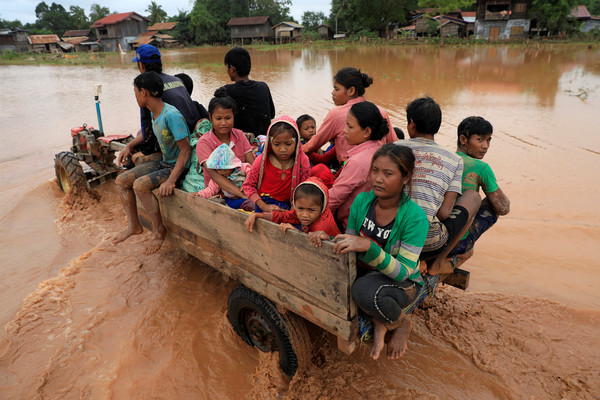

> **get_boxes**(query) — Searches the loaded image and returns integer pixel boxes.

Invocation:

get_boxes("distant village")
[1,0,599,54]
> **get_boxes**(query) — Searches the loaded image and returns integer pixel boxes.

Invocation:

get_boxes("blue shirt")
[151,103,191,167]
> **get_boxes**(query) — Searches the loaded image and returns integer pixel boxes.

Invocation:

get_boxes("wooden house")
[570,5,600,32]
[62,36,90,52]
[28,34,60,53]
[474,0,533,40]
[435,15,466,37]
[131,30,179,49]
[63,29,92,38]
[0,29,30,53]
[318,24,333,39]
[91,12,150,51]
[147,22,178,32]
[227,16,273,44]
[461,11,476,36]
[414,14,465,37]
[272,21,303,43]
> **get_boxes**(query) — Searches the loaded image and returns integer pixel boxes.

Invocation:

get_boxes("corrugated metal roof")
[131,36,156,45]
[62,36,89,45]
[227,16,270,26]
[272,21,303,29]
[63,29,91,37]
[147,22,177,31]
[28,34,60,44]
[570,5,591,19]
[140,30,159,37]
[155,34,174,39]
[91,12,149,28]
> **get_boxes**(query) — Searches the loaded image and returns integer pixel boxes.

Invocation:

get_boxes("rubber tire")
[54,151,86,193]
[227,286,311,377]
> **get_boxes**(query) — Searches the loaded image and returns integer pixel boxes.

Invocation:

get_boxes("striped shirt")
[395,138,463,251]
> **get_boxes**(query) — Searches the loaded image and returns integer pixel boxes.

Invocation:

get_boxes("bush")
[0,50,19,60]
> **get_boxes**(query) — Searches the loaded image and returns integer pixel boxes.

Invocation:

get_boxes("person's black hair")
[208,87,237,115]
[134,71,163,98]
[140,60,162,74]
[333,67,373,97]
[294,183,325,208]
[348,101,388,141]
[175,73,193,95]
[296,114,315,129]
[269,121,298,141]
[457,116,493,146]
[224,47,251,77]
[406,96,442,135]
[371,143,415,201]
[394,127,405,140]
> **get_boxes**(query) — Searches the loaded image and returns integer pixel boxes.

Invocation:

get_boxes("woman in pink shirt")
[302,67,396,164]
[329,101,389,229]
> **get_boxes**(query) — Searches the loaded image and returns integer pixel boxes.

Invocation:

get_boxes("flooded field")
[0,43,599,399]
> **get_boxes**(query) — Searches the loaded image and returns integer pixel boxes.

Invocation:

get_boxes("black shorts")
[420,205,469,260]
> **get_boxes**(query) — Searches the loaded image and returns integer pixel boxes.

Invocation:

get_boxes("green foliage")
[302,10,326,31]
[35,2,74,34]
[425,19,439,36]
[0,18,24,29]
[578,0,600,15]
[354,0,416,37]
[69,6,88,30]
[417,0,475,13]
[302,30,321,41]
[146,1,168,25]
[0,50,19,59]
[89,3,111,23]
[250,0,293,25]
[531,0,578,35]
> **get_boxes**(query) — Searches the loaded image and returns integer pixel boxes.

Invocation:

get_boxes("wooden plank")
[175,233,356,341]
[157,191,353,319]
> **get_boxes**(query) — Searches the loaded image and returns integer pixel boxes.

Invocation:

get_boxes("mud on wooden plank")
[155,190,355,319]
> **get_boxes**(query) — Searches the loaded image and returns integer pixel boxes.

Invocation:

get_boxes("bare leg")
[387,316,412,359]
[112,181,143,244]
[136,188,167,255]
[370,318,387,360]
[428,190,481,275]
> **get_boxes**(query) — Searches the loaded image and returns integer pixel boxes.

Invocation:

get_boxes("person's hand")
[261,204,283,213]
[156,180,175,197]
[245,214,257,233]
[240,199,255,212]
[117,145,132,166]
[333,234,371,254]
[308,231,330,247]
[279,223,297,233]
[131,151,144,165]
[419,260,428,275]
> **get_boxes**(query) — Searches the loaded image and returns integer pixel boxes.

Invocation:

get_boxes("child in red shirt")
[245,177,340,237]
[242,115,310,212]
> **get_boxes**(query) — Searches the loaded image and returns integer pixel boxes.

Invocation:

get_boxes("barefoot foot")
[387,317,412,359]
[143,227,167,255]
[370,318,388,360]
[111,225,143,245]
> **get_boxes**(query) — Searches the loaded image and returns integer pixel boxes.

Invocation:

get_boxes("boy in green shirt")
[449,116,510,264]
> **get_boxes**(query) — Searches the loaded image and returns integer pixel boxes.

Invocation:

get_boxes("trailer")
[138,189,359,377]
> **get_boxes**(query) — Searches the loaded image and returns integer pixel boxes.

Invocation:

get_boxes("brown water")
[0,44,599,399]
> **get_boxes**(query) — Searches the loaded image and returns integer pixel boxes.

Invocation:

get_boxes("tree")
[89,3,111,23]
[354,0,416,37]
[146,1,168,25]
[69,6,88,30]
[531,0,578,35]
[302,10,326,31]
[35,2,75,33]
[188,0,230,44]
[418,0,475,43]
[578,0,600,15]
[250,0,293,25]
[0,18,24,29]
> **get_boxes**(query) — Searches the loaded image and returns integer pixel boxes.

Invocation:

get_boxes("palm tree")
[146,1,168,25]
[70,5,88,29]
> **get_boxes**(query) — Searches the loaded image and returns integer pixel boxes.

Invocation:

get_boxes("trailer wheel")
[227,286,311,377]
[54,151,86,193]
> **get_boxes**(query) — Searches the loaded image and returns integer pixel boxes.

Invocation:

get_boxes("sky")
[1,0,332,25]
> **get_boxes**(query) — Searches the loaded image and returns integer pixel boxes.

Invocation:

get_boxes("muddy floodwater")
[0,44,599,399]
